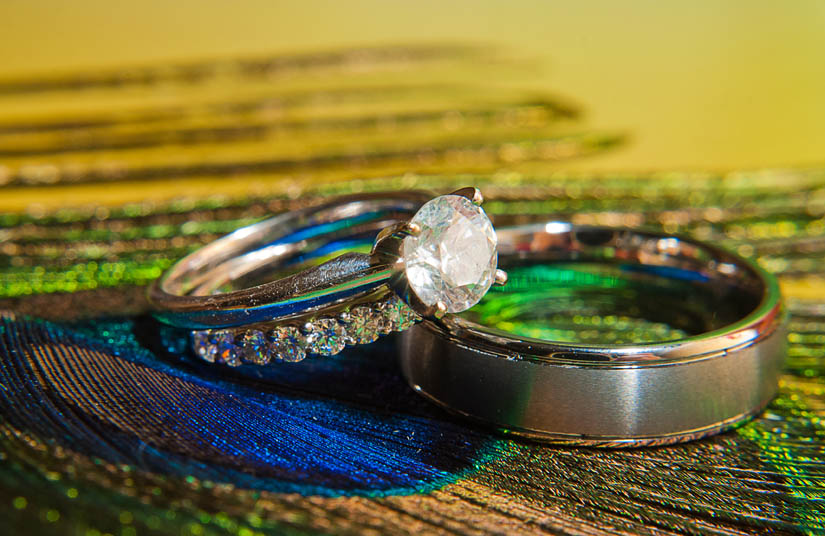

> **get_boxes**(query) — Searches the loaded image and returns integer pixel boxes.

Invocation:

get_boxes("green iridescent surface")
[465,265,692,343]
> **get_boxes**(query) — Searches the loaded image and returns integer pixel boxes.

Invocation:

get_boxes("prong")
[401,286,450,320]
[370,221,411,264]
[405,221,422,237]
[434,301,447,319]
[494,269,508,286]
[449,186,484,206]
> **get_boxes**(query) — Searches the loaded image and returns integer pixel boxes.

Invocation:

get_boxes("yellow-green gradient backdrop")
[2,0,824,173]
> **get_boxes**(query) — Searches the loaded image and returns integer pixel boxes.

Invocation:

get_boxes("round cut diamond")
[372,302,394,335]
[402,194,497,313]
[268,326,306,363]
[379,295,419,331]
[343,307,380,345]
[305,318,346,356]
[213,331,241,367]
[395,302,419,331]
[241,330,270,365]
[192,331,216,363]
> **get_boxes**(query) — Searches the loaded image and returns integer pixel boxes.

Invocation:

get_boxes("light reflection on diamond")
[192,330,216,363]
[241,330,269,365]
[343,306,380,345]
[402,194,497,313]
[305,318,346,356]
[213,331,241,367]
[268,326,306,362]
[383,295,419,331]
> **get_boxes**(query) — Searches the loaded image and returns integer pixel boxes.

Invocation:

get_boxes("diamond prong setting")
[434,301,447,319]
[494,269,508,286]
[405,221,422,236]
[398,192,498,316]
[449,186,484,206]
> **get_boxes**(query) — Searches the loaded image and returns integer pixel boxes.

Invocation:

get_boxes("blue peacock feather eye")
[0,314,499,497]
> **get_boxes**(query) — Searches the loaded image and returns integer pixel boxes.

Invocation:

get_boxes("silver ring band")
[148,192,430,329]
[400,222,786,446]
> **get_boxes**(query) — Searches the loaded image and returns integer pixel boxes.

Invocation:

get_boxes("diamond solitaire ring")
[148,189,506,365]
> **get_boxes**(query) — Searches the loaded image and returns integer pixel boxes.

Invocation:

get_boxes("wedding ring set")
[149,189,786,446]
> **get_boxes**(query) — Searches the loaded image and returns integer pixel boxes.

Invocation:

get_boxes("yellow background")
[1,0,824,172]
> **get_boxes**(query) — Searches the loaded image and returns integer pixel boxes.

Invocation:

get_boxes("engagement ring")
[149,189,505,364]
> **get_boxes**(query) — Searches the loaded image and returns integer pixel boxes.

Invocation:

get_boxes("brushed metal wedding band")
[400,222,786,447]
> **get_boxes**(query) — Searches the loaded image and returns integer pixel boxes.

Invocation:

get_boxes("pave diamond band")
[192,294,418,366]
[149,189,502,365]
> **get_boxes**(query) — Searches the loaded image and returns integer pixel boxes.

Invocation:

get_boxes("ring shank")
[148,193,429,328]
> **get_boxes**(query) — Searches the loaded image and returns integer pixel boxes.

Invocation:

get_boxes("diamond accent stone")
[372,303,394,335]
[192,331,216,363]
[304,318,346,356]
[213,331,241,367]
[379,295,419,332]
[402,194,497,313]
[342,306,381,345]
[394,299,419,331]
[268,326,306,363]
[241,330,269,365]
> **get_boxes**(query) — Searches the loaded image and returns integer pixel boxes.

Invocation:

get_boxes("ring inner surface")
[159,196,422,298]
[193,227,380,297]
[183,210,410,297]
[458,224,766,345]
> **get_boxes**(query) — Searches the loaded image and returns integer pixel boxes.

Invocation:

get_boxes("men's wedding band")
[400,222,786,446]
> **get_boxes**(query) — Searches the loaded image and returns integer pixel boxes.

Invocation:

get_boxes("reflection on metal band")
[148,192,430,328]
[400,222,786,446]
